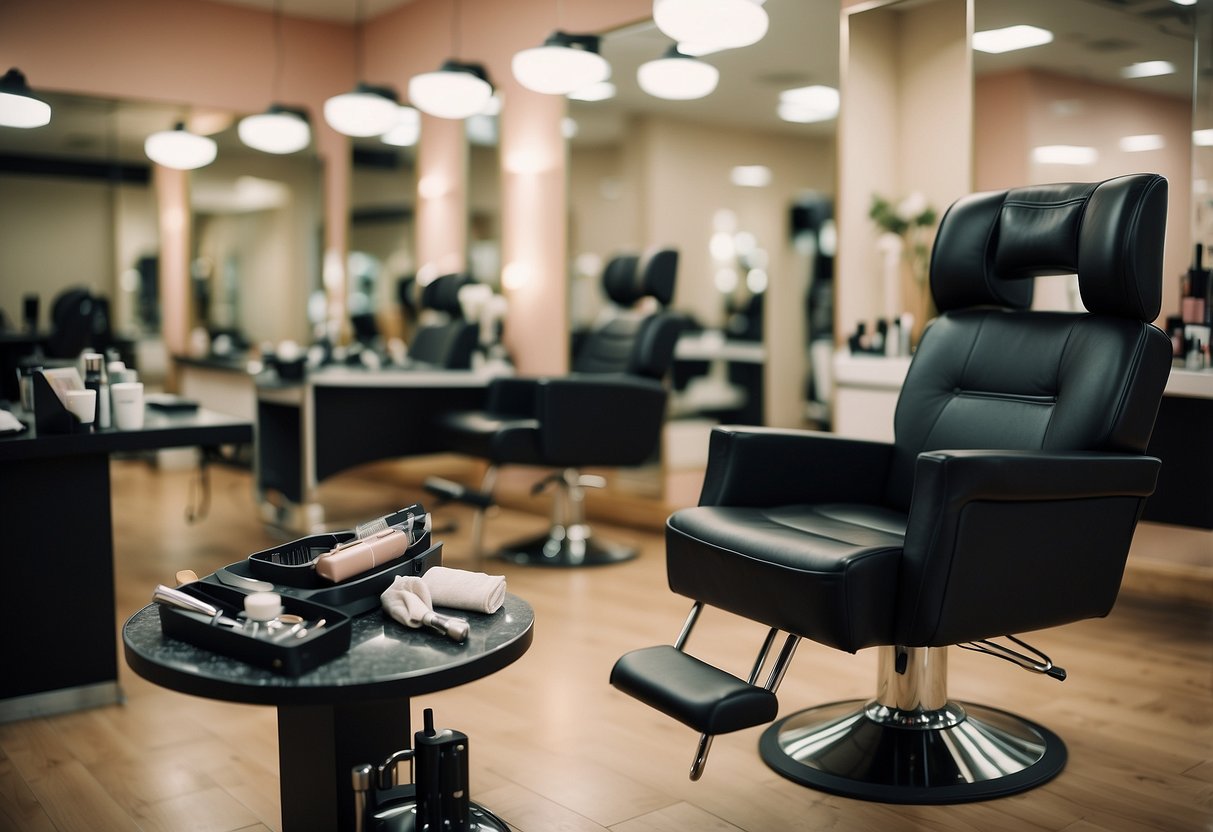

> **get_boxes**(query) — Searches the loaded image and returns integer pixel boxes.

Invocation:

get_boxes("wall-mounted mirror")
[0,90,324,387]
[564,0,839,499]
[973,0,1196,316]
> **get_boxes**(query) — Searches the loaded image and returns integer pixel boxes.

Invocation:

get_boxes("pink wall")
[975,68,1192,321]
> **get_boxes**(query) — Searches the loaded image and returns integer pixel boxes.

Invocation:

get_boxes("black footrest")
[423,477,494,509]
[610,645,778,735]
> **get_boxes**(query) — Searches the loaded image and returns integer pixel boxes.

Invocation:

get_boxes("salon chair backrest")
[884,174,1171,511]
[573,248,682,380]
[409,273,479,369]
[46,287,111,358]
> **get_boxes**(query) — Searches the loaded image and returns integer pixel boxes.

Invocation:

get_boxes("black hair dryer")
[352,708,508,832]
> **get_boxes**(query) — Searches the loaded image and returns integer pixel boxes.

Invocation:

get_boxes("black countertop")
[0,407,252,462]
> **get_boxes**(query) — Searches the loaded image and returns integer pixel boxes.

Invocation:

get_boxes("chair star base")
[496,524,637,567]
[758,698,1066,804]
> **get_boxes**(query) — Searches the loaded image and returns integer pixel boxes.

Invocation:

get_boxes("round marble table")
[124,594,533,832]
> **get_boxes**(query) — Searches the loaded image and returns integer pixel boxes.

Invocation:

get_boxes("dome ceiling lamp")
[637,45,719,100]
[324,0,400,137]
[144,121,218,170]
[409,0,493,120]
[0,68,52,129]
[240,0,312,154]
[653,0,769,53]
[512,0,610,97]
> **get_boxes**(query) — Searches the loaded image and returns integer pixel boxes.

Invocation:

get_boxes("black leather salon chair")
[434,248,684,566]
[46,286,111,358]
[407,273,479,369]
[611,174,1172,803]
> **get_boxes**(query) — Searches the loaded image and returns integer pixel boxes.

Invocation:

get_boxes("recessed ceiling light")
[731,165,771,187]
[1032,145,1097,165]
[1119,134,1165,152]
[778,85,839,123]
[972,24,1053,54]
[1121,61,1175,79]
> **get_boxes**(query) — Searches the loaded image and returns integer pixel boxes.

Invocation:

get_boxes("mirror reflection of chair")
[46,286,111,358]
[431,248,684,567]
[610,175,1172,802]
[406,273,480,370]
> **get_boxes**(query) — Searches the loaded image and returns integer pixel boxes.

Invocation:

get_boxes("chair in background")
[610,175,1171,802]
[406,273,480,370]
[46,286,111,358]
[431,248,684,567]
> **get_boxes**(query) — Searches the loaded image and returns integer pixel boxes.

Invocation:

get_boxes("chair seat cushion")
[666,503,906,653]
[436,411,544,466]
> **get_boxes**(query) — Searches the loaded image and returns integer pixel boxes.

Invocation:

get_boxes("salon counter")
[831,354,1213,530]
[256,366,498,531]
[0,407,253,722]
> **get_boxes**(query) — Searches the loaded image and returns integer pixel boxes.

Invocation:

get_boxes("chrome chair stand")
[758,645,1067,804]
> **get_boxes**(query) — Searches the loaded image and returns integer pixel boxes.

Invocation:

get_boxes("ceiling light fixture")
[144,122,218,170]
[240,0,312,154]
[972,24,1053,54]
[638,46,719,100]
[381,105,421,147]
[1119,134,1165,152]
[0,68,51,129]
[778,85,839,123]
[653,0,768,52]
[324,0,400,136]
[240,104,312,154]
[1032,145,1097,165]
[1121,60,1175,79]
[409,0,493,119]
[513,31,611,95]
[568,80,616,102]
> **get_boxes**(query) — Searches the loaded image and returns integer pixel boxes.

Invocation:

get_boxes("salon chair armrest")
[698,426,895,508]
[536,374,667,466]
[897,449,1161,646]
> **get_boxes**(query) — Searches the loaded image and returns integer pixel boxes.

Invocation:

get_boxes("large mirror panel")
[567,0,839,432]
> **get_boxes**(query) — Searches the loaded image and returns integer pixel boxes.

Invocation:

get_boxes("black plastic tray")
[211,541,444,617]
[157,582,351,676]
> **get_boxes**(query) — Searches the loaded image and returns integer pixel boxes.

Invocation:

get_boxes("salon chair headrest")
[930,173,1167,321]
[422,273,475,317]
[602,248,679,308]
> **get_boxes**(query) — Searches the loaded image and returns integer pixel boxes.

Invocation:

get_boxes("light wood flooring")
[1,457,1211,831]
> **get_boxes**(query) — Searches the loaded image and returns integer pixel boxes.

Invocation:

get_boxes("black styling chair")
[407,273,479,369]
[433,248,683,567]
[611,175,1172,803]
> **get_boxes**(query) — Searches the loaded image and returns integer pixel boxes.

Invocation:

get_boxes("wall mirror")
[566,0,839,438]
[972,0,1197,316]
[0,89,324,381]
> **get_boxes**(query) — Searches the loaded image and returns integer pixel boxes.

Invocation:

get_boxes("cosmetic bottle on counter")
[1182,243,1209,325]
[83,353,105,427]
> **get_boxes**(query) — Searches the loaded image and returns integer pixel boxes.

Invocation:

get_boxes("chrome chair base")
[497,523,637,567]
[758,698,1066,804]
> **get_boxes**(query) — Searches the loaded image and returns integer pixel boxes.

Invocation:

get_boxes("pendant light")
[381,105,421,147]
[653,0,769,52]
[637,45,719,100]
[0,68,52,129]
[408,0,493,120]
[324,0,400,137]
[144,122,218,170]
[239,104,311,154]
[513,31,610,96]
[240,0,312,154]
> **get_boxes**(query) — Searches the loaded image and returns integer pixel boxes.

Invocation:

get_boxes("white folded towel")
[422,566,506,614]
[380,575,433,628]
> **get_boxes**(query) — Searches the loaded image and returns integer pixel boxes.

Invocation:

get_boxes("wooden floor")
[2,458,1211,831]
